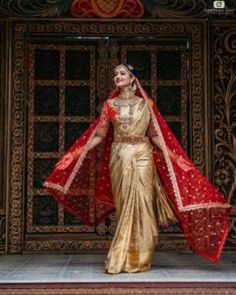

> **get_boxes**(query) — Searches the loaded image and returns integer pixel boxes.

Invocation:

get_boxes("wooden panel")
[0,19,8,254]
[26,42,100,235]
[7,19,223,253]
[210,21,236,247]
[118,41,189,150]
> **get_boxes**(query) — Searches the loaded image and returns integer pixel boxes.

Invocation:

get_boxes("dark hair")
[122,63,137,76]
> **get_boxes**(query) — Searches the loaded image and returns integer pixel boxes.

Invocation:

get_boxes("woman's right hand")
[55,153,74,170]
[55,146,84,170]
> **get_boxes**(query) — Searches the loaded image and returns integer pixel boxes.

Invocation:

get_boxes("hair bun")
[122,63,137,76]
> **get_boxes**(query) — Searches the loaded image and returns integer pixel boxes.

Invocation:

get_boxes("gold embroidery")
[44,181,67,194]
[114,135,149,144]
[182,202,230,211]
[95,101,110,138]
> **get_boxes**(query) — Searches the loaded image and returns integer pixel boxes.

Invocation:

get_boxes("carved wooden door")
[25,36,190,252]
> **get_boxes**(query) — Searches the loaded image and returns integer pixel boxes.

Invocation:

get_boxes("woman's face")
[113,66,134,88]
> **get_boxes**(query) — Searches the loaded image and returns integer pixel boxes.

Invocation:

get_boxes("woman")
[44,64,231,274]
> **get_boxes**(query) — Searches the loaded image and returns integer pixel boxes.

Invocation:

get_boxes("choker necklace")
[117,92,136,99]
[115,95,137,104]
[117,95,132,100]
[113,95,138,108]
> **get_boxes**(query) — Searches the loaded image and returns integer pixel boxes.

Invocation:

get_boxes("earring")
[132,83,137,92]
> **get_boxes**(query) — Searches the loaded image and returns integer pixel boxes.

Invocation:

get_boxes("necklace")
[113,95,138,109]
[113,95,139,131]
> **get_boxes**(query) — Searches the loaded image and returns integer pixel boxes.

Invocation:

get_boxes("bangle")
[72,147,82,158]
[70,150,77,159]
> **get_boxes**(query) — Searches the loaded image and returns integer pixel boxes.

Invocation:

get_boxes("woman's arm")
[55,101,110,170]
[150,135,192,172]
[150,136,176,161]
[88,135,103,149]
[55,135,104,170]
[72,135,104,157]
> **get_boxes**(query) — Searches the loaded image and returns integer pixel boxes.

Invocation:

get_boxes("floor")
[0,252,235,283]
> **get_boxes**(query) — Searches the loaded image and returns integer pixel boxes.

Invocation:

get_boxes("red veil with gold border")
[44,81,231,263]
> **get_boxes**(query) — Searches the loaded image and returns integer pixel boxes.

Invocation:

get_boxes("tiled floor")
[0,252,235,283]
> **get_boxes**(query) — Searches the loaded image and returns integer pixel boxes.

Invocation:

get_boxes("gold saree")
[104,96,178,274]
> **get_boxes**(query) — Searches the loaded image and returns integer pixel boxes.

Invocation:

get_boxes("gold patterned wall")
[0,19,9,254]
[0,17,235,253]
[210,22,236,247]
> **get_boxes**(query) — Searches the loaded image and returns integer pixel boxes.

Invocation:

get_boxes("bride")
[44,63,231,274]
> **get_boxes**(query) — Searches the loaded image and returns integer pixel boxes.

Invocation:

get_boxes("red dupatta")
[44,82,231,262]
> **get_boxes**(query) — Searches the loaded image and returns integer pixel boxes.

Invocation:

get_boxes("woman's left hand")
[176,156,193,172]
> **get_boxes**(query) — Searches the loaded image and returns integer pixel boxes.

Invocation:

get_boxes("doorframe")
[7,18,207,253]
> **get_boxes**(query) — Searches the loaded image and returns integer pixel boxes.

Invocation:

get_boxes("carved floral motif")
[212,24,236,245]
[0,0,235,18]
[71,0,144,18]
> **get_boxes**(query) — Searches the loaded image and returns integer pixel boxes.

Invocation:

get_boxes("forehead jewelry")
[116,64,135,76]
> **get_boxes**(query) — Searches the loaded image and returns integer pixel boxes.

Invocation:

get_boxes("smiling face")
[113,65,134,89]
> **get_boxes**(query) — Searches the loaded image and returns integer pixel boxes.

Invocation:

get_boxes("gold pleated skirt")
[105,141,178,274]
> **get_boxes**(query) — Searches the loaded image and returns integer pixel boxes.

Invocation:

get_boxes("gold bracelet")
[172,153,178,161]
[69,150,77,159]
